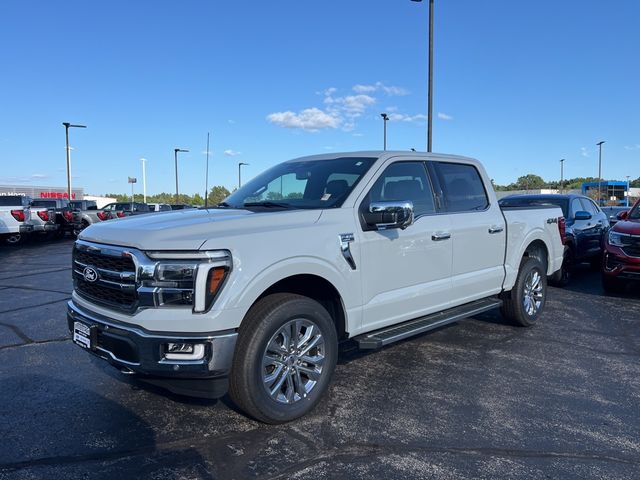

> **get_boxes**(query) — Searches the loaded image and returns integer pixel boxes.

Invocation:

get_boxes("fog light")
[164,343,205,361]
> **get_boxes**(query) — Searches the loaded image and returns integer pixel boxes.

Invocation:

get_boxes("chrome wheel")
[523,269,543,316]
[262,319,325,404]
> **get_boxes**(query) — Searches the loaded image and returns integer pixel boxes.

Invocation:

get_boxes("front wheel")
[501,257,547,327]
[229,293,338,424]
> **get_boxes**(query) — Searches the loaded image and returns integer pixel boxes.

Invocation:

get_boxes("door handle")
[488,225,504,234]
[432,232,451,241]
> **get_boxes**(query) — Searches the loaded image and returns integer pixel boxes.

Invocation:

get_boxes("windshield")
[223,157,376,210]
[628,202,640,220]
[499,197,569,218]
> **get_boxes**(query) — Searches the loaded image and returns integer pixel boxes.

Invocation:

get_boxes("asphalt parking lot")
[1,239,639,479]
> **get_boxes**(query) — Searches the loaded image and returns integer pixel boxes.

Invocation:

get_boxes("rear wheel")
[501,257,547,327]
[229,293,338,424]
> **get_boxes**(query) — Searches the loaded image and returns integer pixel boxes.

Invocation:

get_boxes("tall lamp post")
[238,162,249,189]
[128,177,137,206]
[205,132,211,208]
[140,158,147,203]
[62,122,86,200]
[174,148,189,203]
[596,140,605,205]
[411,0,434,152]
[559,158,565,194]
[381,113,389,150]
[626,175,631,207]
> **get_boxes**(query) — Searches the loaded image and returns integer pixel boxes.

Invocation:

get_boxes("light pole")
[381,113,389,150]
[238,162,249,189]
[128,177,137,206]
[140,158,147,203]
[174,148,189,203]
[626,176,631,207]
[411,0,434,152]
[62,122,86,200]
[205,132,210,208]
[596,140,605,205]
[559,158,565,194]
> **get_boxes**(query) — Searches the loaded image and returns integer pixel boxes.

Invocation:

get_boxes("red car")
[602,198,640,293]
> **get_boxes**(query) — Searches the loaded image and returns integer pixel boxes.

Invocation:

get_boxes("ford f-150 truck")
[68,151,564,423]
[0,195,33,245]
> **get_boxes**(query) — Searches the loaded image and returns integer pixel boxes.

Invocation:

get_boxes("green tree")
[516,174,545,190]
[208,186,231,206]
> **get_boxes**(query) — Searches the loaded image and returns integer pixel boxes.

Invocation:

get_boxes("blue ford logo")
[83,266,99,283]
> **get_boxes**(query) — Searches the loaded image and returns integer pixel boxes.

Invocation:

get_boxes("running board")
[354,297,503,349]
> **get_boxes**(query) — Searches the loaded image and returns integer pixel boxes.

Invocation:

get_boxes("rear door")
[358,159,453,331]
[430,161,505,305]
[578,197,606,258]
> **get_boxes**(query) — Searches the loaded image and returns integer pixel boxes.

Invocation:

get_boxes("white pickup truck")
[0,196,33,245]
[68,151,564,423]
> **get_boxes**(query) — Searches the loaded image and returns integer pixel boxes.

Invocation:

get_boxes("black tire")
[501,257,547,327]
[229,293,338,424]
[589,254,602,271]
[602,274,626,294]
[549,247,572,287]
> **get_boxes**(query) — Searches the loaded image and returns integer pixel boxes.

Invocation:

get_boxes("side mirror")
[617,210,629,220]
[363,201,414,230]
[574,210,592,221]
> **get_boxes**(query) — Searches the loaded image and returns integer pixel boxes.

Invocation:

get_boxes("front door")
[358,159,453,331]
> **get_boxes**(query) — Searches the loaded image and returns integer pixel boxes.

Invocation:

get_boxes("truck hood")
[79,208,323,251]
[612,218,640,235]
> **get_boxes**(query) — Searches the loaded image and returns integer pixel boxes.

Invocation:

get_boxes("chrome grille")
[73,243,137,312]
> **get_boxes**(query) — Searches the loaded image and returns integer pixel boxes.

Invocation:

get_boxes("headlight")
[140,250,231,312]
[608,231,627,247]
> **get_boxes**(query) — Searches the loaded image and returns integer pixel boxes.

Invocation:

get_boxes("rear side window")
[367,162,435,217]
[580,198,599,216]
[160,204,172,211]
[433,162,489,212]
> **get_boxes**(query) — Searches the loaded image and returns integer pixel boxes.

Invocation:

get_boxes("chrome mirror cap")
[366,201,414,230]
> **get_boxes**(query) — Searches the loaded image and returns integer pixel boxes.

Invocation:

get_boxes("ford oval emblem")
[83,266,99,283]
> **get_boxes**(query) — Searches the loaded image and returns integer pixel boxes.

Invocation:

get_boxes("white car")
[69,151,564,422]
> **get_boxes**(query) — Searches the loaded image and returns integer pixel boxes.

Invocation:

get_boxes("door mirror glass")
[363,201,414,230]
[574,210,592,221]
[617,210,629,220]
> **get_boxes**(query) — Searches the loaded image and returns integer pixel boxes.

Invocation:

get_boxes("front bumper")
[67,300,238,398]
[603,246,640,281]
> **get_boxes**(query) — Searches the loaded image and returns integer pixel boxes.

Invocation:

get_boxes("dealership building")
[0,184,84,200]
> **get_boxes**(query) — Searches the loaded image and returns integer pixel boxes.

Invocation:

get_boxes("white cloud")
[624,144,640,150]
[335,94,376,115]
[389,113,428,123]
[353,82,409,96]
[580,147,589,157]
[31,173,48,179]
[227,119,235,124]
[267,108,340,131]
[352,133,365,137]
[437,112,453,120]
[223,149,242,157]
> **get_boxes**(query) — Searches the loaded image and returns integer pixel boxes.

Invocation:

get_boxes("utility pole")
[559,158,565,194]
[128,177,137,206]
[411,0,435,152]
[626,176,631,207]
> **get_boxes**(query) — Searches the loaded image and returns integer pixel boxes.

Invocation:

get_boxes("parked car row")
[1,196,198,246]
[499,194,639,293]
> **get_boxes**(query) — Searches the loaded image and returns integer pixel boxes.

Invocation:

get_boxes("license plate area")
[73,321,97,350]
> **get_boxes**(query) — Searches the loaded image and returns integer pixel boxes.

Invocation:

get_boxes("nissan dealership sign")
[0,185,84,200]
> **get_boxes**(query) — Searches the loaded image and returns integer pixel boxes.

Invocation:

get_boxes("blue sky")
[0,0,638,196]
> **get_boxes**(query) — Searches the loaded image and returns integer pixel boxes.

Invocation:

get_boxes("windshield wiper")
[243,201,295,209]
[216,201,232,208]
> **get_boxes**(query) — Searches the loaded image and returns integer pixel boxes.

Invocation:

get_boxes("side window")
[434,162,489,212]
[582,198,600,215]
[570,198,583,217]
[367,162,435,217]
